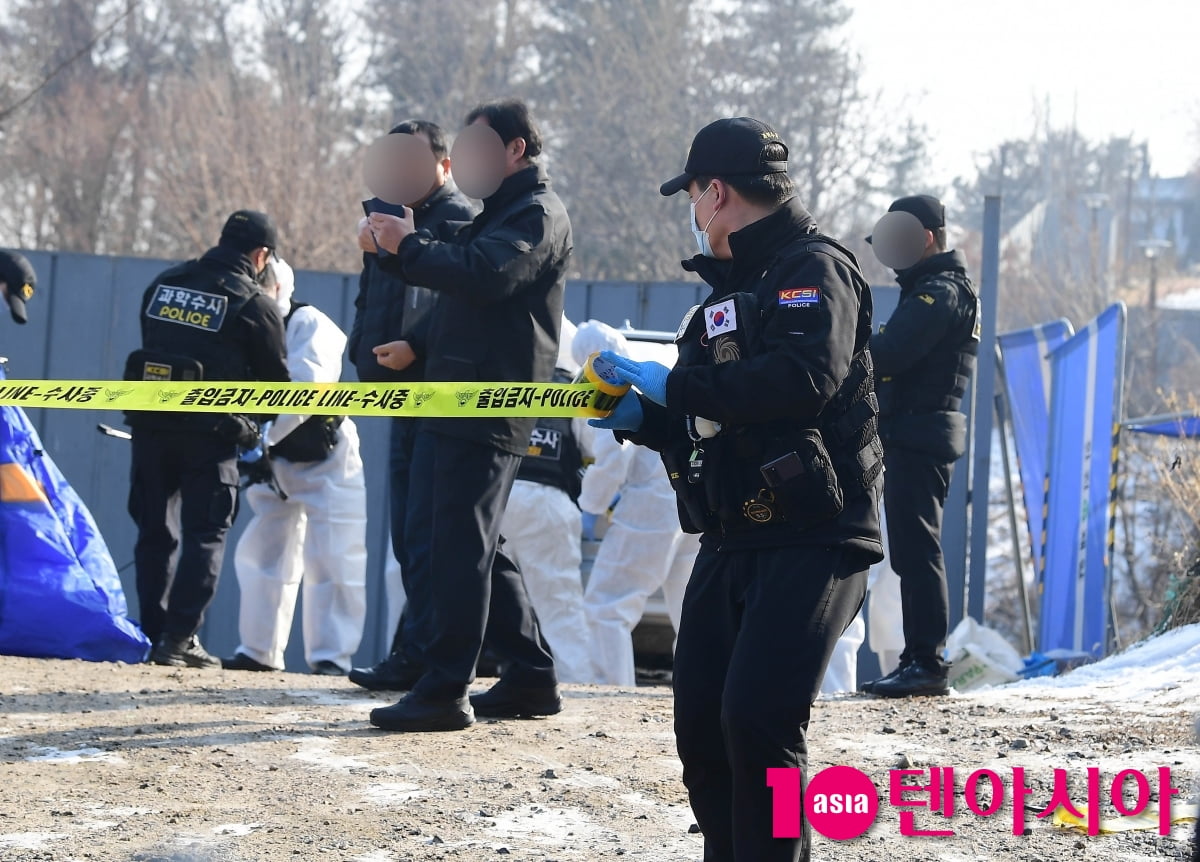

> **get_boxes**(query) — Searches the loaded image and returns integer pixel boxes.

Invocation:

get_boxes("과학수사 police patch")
[145,284,228,332]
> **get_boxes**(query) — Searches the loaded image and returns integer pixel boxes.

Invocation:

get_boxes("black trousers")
[127,429,239,644]
[882,447,954,665]
[406,430,555,699]
[673,542,867,862]
[387,417,429,657]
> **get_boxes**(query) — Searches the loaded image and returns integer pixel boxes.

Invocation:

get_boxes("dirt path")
[0,656,1195,861]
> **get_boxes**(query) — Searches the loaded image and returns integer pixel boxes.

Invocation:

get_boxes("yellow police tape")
[0,379,614,418]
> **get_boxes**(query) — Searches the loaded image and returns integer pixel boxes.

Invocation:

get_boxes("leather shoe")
[311,660,346,676]
[222,651,279,672]
[348,652,425,691]
[858,664,905,694]
[470,678,562,718]
[369,691,474,732]
[869,661,950,698]
[151,636,221,669]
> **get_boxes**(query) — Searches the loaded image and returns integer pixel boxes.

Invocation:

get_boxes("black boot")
[348,652,425,691]
[221,651,279,672]
[369,691,474,732]
[151,635,221,669]
[470,677,562,718]
[870,660,950,698]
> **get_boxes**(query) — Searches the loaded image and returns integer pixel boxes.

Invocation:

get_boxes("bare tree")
[534,0,701,280]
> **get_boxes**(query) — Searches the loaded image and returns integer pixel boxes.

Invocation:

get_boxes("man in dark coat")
[363,100,572,731]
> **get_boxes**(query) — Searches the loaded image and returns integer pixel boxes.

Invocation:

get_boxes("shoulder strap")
[285,299,310,326]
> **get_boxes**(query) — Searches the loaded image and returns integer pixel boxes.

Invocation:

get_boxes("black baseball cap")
[866,195,945,244]
[220,209,278,252]
[660,117,789,197]
[0,249,36,325]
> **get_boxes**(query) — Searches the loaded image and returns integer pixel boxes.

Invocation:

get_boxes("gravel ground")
[0,655,1196,861]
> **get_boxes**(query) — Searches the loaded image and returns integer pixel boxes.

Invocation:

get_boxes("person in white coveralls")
[573,320,699,687]
[498,315,594,683]
[223,258,368,674]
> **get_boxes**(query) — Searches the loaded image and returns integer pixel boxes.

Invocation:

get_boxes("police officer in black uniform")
[593,117,883,862]
[858,195,980,698]
[347,120,476,692]
[126,210,290,668]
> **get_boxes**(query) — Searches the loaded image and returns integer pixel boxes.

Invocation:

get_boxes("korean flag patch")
[705,299,738,338]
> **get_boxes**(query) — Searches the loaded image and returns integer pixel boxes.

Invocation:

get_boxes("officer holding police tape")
[591,117,883,862]
[125,209,290,669]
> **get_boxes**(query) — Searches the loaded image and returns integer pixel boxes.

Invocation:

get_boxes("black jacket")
[626,198,883,559]
[127,243,289,432]
[379,163,573,455]
[870,249,978,462]
[348,185,475,382]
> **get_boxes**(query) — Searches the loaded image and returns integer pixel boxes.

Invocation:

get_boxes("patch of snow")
[213,823,260,836]
[0,832,67,849]
[994,623,1200,705]
[351,851,397,862]
[361,782,425,804]
[25,746,124,764]
[485,804,606,845]
[1160,288,1200,310]
[289,736,375,771]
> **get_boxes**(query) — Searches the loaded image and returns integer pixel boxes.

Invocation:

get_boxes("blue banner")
[997,319,1074,576]
[1039,304,1126,656]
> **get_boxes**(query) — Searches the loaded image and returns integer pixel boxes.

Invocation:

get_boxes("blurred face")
[472,116,527,176]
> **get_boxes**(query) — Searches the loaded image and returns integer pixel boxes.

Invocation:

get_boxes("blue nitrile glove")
[601,350,671,406]
[588,389,643,431]
[239,442,265,464]
[581,511,600,541]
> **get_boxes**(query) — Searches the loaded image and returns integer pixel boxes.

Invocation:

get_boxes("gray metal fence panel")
[3,249,975,679]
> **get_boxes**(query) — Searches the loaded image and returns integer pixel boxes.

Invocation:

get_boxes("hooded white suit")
[233,259,368,671]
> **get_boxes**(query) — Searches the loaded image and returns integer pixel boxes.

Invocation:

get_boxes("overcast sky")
[843,0,1199,187]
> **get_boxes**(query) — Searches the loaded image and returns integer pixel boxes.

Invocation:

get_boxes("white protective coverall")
[500,315,595,684]
[233,259,368,672]
[821,504,901,693]
[573,320,699,687]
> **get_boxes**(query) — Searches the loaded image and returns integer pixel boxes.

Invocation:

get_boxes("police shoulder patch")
[916,293,936,305]
[778,287,820,308]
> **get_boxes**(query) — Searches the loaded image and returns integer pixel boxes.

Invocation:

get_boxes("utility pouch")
[123,349,204,382]
[759,429,844,530]
[661,444,714,534]
[271,416,344,463]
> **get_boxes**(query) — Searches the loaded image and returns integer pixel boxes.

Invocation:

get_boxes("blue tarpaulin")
[1125,414,1200,439]
[0,397,149,663]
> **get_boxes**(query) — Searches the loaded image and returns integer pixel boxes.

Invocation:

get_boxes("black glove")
[216,414,261,449]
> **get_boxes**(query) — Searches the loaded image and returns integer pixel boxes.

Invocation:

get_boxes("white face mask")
[689,184,718,257]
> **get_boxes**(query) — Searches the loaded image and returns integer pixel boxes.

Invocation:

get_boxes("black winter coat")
[127,243,289,433]
[627,198,883,559]
[870,249,979,462]
[348,185,476,382]
[379,164,573,455]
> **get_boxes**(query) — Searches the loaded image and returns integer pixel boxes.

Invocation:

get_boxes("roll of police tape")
[0,379,618,418]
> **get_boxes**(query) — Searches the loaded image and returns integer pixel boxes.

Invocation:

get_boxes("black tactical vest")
[878,268,980,417]
[139,259,258,383]
[515,368,584,502]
